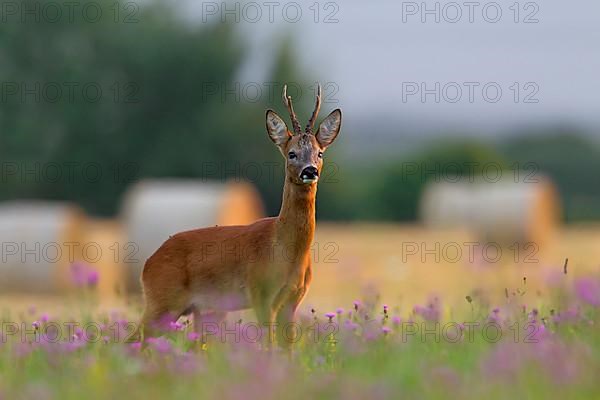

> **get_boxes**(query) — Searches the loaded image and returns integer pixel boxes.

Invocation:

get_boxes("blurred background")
[1,0,599,312]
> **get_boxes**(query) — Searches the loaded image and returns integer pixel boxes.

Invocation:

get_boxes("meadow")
[1,224,599,399]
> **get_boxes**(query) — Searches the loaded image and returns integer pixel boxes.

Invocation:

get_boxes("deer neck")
[276,178,317,255]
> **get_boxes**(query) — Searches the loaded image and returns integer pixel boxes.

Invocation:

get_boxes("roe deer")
[138,84,341,348]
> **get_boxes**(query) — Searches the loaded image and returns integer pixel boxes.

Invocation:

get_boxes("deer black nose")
[301,166,319,179]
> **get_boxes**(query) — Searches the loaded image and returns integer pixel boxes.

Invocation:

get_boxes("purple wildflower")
[552,307,580,324]
[147,337,172,354]
[169,321,184,331]
[72,327,85,341]
[344,320,360,332]
[129,342,142,352]
[325,312,336,322]
[574,277,600,306]
[70,262,99,289]
[87,270,99,287]
[64,340,86,352]
[413,302,440,322]
[70,261,88,286]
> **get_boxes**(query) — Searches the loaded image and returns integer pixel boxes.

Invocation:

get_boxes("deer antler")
[306,83,321,134]
[282,84,302,135]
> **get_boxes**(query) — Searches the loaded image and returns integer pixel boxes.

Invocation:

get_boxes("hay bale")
[121,179,264,290]
[420,177,560,246]
[80,219,128,299]
[0,201,85,293]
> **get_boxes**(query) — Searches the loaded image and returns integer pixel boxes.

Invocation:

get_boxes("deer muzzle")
[300,166,319,184]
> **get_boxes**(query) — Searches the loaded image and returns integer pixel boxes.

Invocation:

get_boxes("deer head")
[266,84,342,185]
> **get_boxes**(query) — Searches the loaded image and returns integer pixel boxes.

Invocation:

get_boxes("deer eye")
[288,152,297,159]
[318,152,323,158]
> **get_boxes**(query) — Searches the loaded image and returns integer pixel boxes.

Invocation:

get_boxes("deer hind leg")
[136,257,193,342]
[136,303,170,342]
[137,285,191,342]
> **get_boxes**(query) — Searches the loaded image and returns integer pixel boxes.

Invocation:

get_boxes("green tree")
[0,0,306,216]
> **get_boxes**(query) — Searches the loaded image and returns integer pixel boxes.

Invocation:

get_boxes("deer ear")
[316,109,342,148]
[266,110,291,147]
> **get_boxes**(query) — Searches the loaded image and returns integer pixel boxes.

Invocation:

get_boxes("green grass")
[1,277,599,400]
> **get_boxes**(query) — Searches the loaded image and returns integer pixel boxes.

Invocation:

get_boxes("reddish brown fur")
[138,86,341,349]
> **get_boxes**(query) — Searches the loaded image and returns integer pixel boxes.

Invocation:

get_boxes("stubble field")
[1,223,599,399]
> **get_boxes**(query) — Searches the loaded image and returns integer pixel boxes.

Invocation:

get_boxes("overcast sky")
[181,0,600,136]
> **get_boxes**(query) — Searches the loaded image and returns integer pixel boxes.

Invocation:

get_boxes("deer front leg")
[251,287,277,349]
[254,303,276,349]
[275,301,299,352]
[273,284,309,351]
[275,267,312,351]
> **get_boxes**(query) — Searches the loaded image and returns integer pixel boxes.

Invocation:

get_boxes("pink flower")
[147,337,172,354]
[70,262,88,286]
[552,307,580,324]
[74,327,84,340]
[169,321,184,331]
[129,342,142,351]
[70,262,99,289]
[574,278,600,307]
[413,299,441,322]
[344,320,359,332]
[187,332,200,342]
[64,340,86,352]
[87,270,99,287]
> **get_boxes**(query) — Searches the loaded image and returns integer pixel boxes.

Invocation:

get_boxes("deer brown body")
[139,85,342,348]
